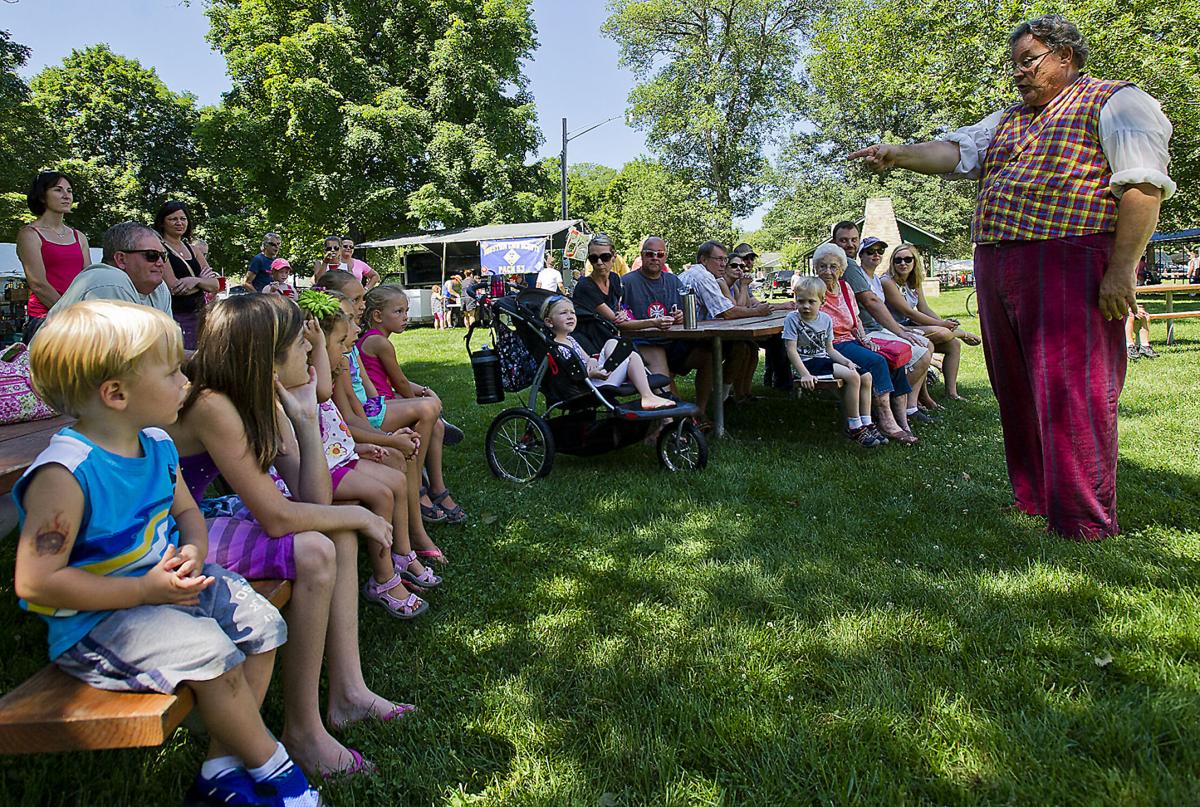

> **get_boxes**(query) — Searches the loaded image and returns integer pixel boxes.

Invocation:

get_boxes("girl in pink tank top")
[356,286,415,398]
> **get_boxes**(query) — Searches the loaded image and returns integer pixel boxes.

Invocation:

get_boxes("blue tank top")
[14,427,180,660]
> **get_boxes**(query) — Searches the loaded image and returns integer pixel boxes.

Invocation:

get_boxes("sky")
[3,0,764,228]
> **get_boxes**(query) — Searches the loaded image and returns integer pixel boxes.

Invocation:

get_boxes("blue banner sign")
[479,238,546,275]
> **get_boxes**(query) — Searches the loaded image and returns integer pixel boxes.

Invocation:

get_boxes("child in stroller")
[475,287,708,482]
[540,295,675,411]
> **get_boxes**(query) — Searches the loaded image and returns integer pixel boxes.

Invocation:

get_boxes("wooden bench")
[0,414,75,495]
[1134,284,1200,345]
[792,375,845,397]
[0,579,291,755]
[1146,309,1200,344]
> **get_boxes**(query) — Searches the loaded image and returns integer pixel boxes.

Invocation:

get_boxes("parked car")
[769,270,794,297]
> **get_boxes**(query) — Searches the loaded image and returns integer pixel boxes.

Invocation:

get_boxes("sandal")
[429,489,467,524]
[328,701,417,734]
[361,572,428,619]
[418,485,448,524]
[882,428,918,446]
[321,748,375,780]
[394,550,442,590]
[415,548,449,565]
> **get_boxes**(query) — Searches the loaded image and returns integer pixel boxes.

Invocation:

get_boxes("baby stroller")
[466,287,708,483]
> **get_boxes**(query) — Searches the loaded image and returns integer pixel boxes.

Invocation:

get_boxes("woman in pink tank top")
[15,171,89,342]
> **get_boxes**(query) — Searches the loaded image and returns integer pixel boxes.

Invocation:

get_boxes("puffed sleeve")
[1100,86,1175,200]
[939,110,1006,180]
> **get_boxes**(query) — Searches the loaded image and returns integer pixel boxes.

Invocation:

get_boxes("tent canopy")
[1150,227,1200,244]
[359,219,584,258]
[358,219,588,286]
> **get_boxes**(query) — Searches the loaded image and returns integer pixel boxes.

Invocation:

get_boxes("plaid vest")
[973,75,1131,243]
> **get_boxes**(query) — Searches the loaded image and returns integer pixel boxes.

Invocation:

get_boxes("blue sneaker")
[254,764,323,807]
[184,767,264,806]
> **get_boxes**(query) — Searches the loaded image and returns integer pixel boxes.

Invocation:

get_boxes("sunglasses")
[863,248,885,256]
[727,262,746,269]
[893,256,915,264]
[587,252,614,264]
[641,250,666,258]
[123,249,168,263]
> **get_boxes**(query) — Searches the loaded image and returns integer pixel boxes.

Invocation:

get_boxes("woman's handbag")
[0,343,58,425]
[838,278,913,371]
[868,336,913,370]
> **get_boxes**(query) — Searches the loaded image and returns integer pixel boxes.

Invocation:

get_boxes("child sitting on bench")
[784,276,885,448]
[13,301,319,806]
[540,295,675,410]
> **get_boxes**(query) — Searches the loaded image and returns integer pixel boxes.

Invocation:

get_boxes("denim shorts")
[55,564,287,694]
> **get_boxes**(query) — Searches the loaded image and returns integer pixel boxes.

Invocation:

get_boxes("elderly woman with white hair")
[812,242,918,444]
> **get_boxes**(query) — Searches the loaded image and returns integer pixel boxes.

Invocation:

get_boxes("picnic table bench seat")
[793,376,845,395]
[0,579,291,755]
[1146,310,1200,321]
[0,415,75,495]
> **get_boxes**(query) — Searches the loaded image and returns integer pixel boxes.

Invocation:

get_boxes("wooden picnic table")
[0,414,74,495]
[653,311,791,438]
[1136,283,1200,344]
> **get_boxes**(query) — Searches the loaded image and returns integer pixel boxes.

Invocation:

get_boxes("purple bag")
[0,343,57,425]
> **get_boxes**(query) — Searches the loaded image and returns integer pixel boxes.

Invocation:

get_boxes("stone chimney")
[862,197,902,248]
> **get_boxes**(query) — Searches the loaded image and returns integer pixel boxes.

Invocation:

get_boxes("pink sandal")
[361,572,428,619]
[415,548,449,565]
[321,747,375,780]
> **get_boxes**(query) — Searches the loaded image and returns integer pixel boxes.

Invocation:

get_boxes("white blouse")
[940,84,1175,200]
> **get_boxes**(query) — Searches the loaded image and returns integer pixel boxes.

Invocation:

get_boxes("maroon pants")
[974,233,1126,540]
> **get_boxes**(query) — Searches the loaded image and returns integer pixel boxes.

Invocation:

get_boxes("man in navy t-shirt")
[622,236,713,419]
[242,232,280,292]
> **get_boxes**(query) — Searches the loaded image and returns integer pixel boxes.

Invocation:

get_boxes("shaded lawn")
[1,289,1198,805]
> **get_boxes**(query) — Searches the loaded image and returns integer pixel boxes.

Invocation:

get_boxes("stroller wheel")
[486,408,555,483]
[657,419,708,472]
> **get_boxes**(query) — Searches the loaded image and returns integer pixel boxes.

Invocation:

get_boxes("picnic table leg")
[712,335,725,438]
[1165,291,1175,345]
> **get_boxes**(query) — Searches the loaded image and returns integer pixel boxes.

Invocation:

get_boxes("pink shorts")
[330,459,359,493]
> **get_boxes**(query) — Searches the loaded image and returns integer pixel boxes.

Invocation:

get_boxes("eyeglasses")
[1011,49,1053,73]
[641,250,666,259]
[587,252,614,264]
[121,249,168,263]
[707,255,729,264]
[893,256,915,264]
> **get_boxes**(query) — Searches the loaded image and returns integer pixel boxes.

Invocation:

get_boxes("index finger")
[847,146,875,160]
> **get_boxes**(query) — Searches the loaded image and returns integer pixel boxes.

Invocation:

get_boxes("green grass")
[2,288,1199,805]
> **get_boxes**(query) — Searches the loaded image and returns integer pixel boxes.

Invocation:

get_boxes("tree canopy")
[604,0,818,219]
[0,32,59,240]
[25,44,199,240]
[198,0,545,269]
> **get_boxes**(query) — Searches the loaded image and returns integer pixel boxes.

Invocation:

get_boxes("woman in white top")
[880,244,981,401]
